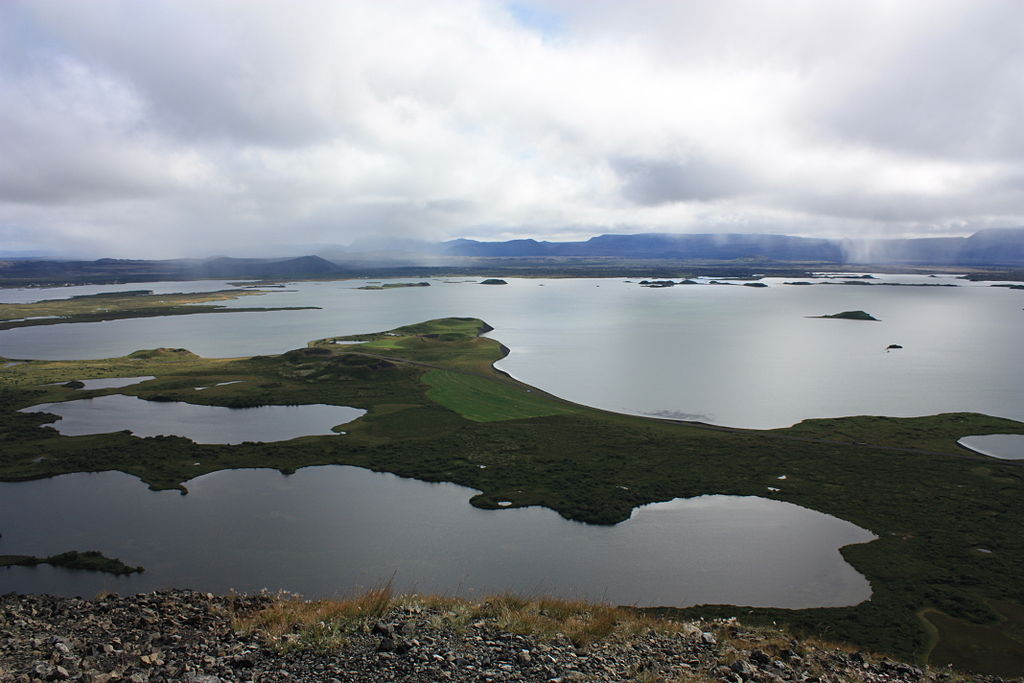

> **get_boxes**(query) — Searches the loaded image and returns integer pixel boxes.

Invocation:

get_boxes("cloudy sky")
[1,0,1022,257]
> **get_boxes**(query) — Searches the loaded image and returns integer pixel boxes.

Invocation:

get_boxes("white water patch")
[20,394,365,444]
[194,381,245,391]
[3,316,63,322]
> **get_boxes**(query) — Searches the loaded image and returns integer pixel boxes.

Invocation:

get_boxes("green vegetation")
[356,282,431,290]
[924,602,1024,675]
[479,278,508,285]
[810,310,879,321]
[422,370,577,422]
[0,550,143,575]
[2,316,1024,673]
[0,289,318,331]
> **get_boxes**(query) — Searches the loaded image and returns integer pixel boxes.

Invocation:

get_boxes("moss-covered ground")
[2,316,1023,673]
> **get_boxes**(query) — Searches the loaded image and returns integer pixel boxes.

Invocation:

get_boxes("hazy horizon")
[2,1,1023,258]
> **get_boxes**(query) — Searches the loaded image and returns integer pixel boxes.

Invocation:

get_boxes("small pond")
[19,394,365,444]
[958,434,1024,460]
[67,376,155,390]
[0,466,875,607]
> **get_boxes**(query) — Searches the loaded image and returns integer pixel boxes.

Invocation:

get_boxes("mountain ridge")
[2,229,1023,285]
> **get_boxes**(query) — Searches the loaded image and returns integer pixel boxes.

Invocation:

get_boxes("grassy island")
[0,289,318,330]
[0,550,143,575]
[810,310,879,321]
[2,317,1024,673]
[356,282,431,290]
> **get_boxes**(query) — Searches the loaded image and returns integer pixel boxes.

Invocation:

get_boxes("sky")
[1,0,1022,258]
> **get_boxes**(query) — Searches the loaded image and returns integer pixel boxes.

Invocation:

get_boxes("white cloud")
[0,0,1021,256]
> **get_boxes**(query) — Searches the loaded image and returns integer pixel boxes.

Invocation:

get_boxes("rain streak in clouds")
[1,0,1022,256]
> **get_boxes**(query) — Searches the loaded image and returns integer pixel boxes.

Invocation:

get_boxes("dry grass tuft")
[469,594,687,648]
[235,581,394,651]
[713,620,793,657]
[238,587,694,653]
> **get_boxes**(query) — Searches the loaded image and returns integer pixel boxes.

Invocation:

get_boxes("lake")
[1,273,1020,604]
[19,394,365,444]
[958,434,1024,460]
[0,467,874,607]
[2,274,1022,429]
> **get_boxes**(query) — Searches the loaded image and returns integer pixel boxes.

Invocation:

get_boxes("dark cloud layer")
[0,0,1021,257]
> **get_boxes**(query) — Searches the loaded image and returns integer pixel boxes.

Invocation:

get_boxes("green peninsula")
[2,317,1024,672]
[0,289,318,331]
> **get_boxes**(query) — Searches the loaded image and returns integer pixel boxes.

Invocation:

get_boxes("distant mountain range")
[430,228,1024,265]
[2,229,1022,285]
[0,255,344,286]
[438,233,845,260]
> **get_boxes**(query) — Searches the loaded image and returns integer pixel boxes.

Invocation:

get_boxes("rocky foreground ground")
[0,590,1016,683]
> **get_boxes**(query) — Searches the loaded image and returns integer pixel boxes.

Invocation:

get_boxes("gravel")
[0,590,1016,682]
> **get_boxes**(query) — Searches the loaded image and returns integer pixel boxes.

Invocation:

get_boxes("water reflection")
[0,467,875,607]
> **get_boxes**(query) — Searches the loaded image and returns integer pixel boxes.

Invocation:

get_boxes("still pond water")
[0,467,874,608]
[957,434,1024,460]
[1,274,1020,603]
[20,394,365,444]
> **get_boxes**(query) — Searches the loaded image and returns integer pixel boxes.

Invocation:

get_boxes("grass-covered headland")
[0,289,318,330]
[2,317,1023,674]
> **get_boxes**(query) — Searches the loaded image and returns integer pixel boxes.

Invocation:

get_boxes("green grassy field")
[422,369,578,421]
[2,316,1024,674]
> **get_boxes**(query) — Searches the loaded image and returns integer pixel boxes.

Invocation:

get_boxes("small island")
[809,310,879,321]
[479,278,508,285]
[356,282,430,291]
[0,550,144,575]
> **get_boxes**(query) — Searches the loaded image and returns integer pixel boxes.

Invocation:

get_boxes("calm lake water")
[958,434,1024,460]
[61,376,155,390]
[20,394,365,444]
[0,467,874,607]
[2,274,1022,429]
[1,274,1018,604]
